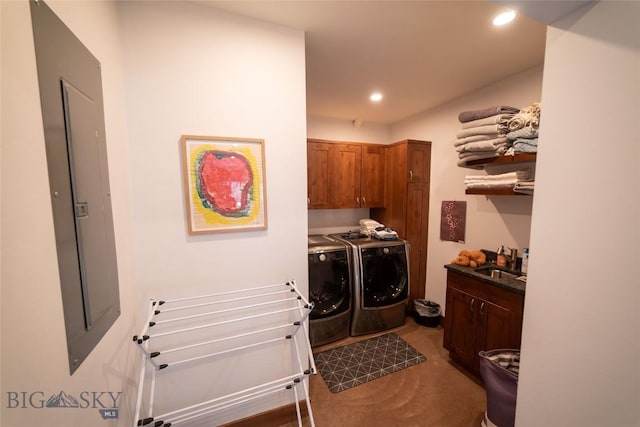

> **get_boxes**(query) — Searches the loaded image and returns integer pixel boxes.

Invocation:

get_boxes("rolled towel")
[507,102,541,130]
[458,105,520,123]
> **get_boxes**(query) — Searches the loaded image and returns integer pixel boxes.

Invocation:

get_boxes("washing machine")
[307,235,352,347]
[331,232,410,336]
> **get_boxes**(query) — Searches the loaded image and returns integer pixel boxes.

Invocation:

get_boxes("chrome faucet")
[507,247,518,272]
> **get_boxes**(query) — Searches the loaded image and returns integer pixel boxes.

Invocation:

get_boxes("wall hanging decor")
[440,200,466,243]
[181,135,267,234]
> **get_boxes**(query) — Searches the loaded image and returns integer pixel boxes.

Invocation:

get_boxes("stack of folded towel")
[505,102,541,154]
[359,219,399,240]
[360,219,382,236]
[454,105,521,167]
[464,170,534,192]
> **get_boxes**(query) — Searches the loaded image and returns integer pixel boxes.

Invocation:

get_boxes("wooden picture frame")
[181,135,267,234]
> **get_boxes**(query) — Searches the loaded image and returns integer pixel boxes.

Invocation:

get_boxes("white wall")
[1,1,138,426]
[117,1,308,423]
[390,66,543,311]
[516,2,640,425]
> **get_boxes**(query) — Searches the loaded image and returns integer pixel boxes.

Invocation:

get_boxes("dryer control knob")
[319,254,327,262]
[383,248,390,255]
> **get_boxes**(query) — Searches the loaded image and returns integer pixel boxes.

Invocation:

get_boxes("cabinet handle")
[362,196,366,205]
[480,302,485,315]
[409,170,413,180]
[470,298,475,312]
[356,197,360,205]
[307,197,310,206]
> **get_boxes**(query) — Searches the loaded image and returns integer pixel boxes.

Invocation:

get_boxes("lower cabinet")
[443,269,524,378]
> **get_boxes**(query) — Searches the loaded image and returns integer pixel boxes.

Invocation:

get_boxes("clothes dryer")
[308,235,352,347]
[330,232,410,336]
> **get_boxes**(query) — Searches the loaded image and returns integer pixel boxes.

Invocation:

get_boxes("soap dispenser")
[496,245,507,267]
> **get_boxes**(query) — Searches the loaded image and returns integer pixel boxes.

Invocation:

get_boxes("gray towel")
[459,105,520,123]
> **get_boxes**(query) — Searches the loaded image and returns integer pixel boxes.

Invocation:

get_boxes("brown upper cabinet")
[307,139,385,209]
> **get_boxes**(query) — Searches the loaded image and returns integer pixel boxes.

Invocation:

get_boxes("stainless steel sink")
[475,266,519,280]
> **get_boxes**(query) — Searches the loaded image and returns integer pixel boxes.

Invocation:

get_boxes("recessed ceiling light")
[493,10,516,26]
[370,93,383,102]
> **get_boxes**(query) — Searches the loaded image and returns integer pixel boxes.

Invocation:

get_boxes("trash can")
[413,300,441,327]
[479,349,520,427]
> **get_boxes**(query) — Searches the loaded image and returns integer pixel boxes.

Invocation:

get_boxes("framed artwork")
[181,135,267,234]
[440,201,466,243]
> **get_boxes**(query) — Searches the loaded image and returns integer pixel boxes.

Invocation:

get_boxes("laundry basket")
[479,349,520,427]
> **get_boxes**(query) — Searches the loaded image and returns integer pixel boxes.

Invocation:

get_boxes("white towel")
[359,219,382,227]
[465,180,516,189]
[464,171,530,183]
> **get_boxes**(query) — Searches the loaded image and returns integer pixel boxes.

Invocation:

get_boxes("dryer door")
[308,250,351,319]
[360,245,409,308]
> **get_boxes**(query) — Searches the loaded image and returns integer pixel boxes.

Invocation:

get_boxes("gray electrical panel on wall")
[30,0,120,374]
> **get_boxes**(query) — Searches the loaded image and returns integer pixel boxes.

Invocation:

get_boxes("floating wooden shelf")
[465,153,536,167]
[465,187,531,196]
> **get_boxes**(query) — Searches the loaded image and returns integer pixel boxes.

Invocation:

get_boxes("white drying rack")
[132,279,316,427]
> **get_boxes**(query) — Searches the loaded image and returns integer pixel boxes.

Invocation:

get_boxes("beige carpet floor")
[288,317,486,427]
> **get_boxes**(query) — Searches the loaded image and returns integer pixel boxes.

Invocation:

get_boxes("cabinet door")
[361,145,385,207]
[307,142,332,209]
[443,286,476,369]
[329,144,362,208]
[406,182,430,307]
[474,299,523,373]
[407,142,431,182]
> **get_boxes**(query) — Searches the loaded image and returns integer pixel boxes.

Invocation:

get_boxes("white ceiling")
[199,1,550,125]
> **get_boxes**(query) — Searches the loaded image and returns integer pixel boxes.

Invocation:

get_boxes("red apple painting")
[197,150,253,217]
[182,136,267,234]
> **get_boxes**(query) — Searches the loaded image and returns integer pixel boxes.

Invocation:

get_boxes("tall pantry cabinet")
[372,139,432,310]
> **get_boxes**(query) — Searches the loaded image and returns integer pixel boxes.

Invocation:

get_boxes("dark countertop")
[444,263,526,295]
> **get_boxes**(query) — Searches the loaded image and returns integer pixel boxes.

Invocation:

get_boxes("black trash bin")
[413,300,441,327]
[479,349,520,427]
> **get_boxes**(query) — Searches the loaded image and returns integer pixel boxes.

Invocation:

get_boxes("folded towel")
[461,114,515,129]
[457,152,500,168]
[514,181,535,195]
[507,126,538,140]
[453,134,496,147]
[465,180,516,189]
[458,105,520,123]
[458,148,507,159]
[464,171,530,183]
[371,227,398,240]
[513,138,538,153]
[456,123,509,139]
[456,137,509,153]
